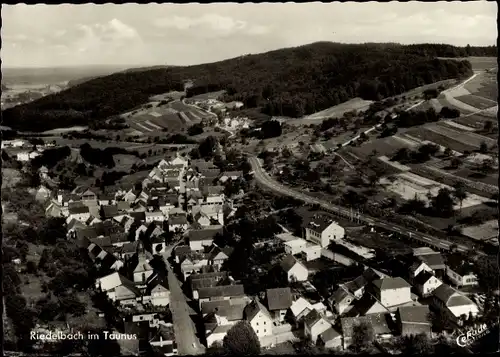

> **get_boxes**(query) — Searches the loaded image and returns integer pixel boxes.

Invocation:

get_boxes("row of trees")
[4,42,487,132]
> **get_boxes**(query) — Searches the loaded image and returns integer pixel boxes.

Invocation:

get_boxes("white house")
[168,215,189,232]
[301,243,321,262]
[284,238,308,255]
[66,205,91,224]
[189,226,223,251]
[16,151,40,161]
[193,205,224,227]
[266,288,293,324]
[132,250,154,285]
[280,255,309,282]
[445,255,479,288]
[304,309,332,344]
[145,211,165,223]
[432,284,479,325]
[414,271,443,297]
[206,325,232,348]
[1,139,26,148]
[372,277,412,308]
[244,300,274,339]
[304,216,345,248]
[408,260,434,282]
[146,280,170,306]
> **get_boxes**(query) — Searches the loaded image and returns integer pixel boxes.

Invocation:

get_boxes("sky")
[2,2,497,68]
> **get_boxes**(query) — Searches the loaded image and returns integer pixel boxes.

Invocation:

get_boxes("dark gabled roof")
[129,211,145,222]
[414,270,436,286]
[341,313,391,338]
[197,284,245,299]
[69,205,90,215]
[446,253,476,276]
[168,215,188,225]
[221,171,243,178]
[398,305,432,325]
[305,214,336,233]
[201,299,249,321]
[75,227,98,240]
[280,254,300,272]
[202,185,224,196]
[372,277,411,291]
[101,204,119,218]
[189,226,223,242]
[432,284,474,307]
[303,309,323,329]
[418,253,445,270]
[266,288,293,311]
[244,300,271,321]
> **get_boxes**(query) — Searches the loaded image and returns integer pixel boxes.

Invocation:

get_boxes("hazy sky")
[2,2,497,68]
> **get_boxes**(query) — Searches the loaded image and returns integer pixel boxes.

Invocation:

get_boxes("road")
[247,156,476,254]
[163,245,205,355]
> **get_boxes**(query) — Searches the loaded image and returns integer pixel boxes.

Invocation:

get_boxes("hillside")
[2,42,490,132]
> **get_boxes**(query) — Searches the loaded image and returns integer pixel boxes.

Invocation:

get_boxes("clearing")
[461,220,498,245]
[303,97,373,121]
[188,90,226,101]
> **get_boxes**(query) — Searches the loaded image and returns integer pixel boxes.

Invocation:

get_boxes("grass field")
[440,120,476,132]
[404,127,477,154]
[462,220,498,243]
[188,90,226,101]
[453,114,497,130]
[425,124,496,148]
[304,97,373,120]
[455,95,497,110]
[463,71,498,101]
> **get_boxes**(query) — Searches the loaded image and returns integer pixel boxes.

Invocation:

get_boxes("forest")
[2,42,492,132]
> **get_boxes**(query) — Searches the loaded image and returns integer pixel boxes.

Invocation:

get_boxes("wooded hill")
[2,42,491,132]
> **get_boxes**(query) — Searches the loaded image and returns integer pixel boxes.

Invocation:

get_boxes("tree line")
[3,42,493,132]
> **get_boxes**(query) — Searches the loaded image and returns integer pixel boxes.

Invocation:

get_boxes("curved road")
[247,156,476,254]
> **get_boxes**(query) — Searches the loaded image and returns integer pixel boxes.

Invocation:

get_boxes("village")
[2,134,496,356]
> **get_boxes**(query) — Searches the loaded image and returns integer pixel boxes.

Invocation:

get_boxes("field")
[188,90,226,101]
[304,97,373,121]
[462,71,497,102]
[462,220,498,244]
[452,113,498,130]
[455,95,497,110]
[379,171,493,210]
[404,127,479,154]
[425,124,496,148]
[440,120,476,132]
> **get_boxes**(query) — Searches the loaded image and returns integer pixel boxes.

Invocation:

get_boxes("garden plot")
[455,95,497,110]
[149,113,185,131]
[441,120,476,132]
[380,171,492,210]
[425,124,495,148]
[378,155,411,172]
[392,134,421,148]
[462,220,498,243]
[404,128,476,154]
[453,113,497,130]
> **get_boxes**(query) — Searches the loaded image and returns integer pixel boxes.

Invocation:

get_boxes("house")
[304,215,345,248]
[340,268,383,300]
[151,236,167,254]
[432,284,479,325]
[148,324,177,356]
[318,327,343,349]
[219,171,243,183]
[169,155,189,168]
[206,325,232,348]
[192,205,224,226]
[132,247,155,285]
[329,287,356,316]
[86,215,102,226]
[197,284,245,305]
[66,205,91,224]
[168,215,188,232]
[303,309,331,344]
[408,260,434,283]
[207,245,233,269]
[201,297,250,320]
[396,305,432,337]
[17,151,40,161]
[101,205,119,220]
[189,226,223,251]
[342,294,387,318]
[144,277,170,306]
[445,254,479,287]
[80,188,98,202]
[123,189,140,202]
[413,247,446,278]
[201,186,225,205]
[173,246,193,264]
[341,313,392,350]
[414,271,443,297]
[244,300,274,339]
[95,272,141,305]
[301,243,321,262]
[266,288,293,324]
[145,211,165,223]
[180,255,210,281]
[187,191,204,208]
[284,238,308,256]
[290,297,313,323]
[34,185,52,202]
[371,277,412,308]
[280,255,308,282]
[189,271,231,299]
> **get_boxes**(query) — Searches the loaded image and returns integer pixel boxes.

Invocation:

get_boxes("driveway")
[164,247,205,355]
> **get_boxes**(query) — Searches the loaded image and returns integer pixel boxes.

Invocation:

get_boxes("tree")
[450,156,463,169]
[398,333,433,355]
[452,181,467,213]
[483,120,493,133]
[479,141,488,154]
[431,188,455,217]
[351,321,374,352]
[443,147,453,157]
[223,321,261,355]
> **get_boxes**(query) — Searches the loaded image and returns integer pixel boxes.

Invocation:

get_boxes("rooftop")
[305,214,339,233]
[266,287,293,311]
[372,277,411,291]
[189,226,223,242]
[398,305,432,325]
[341,313,391,338]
